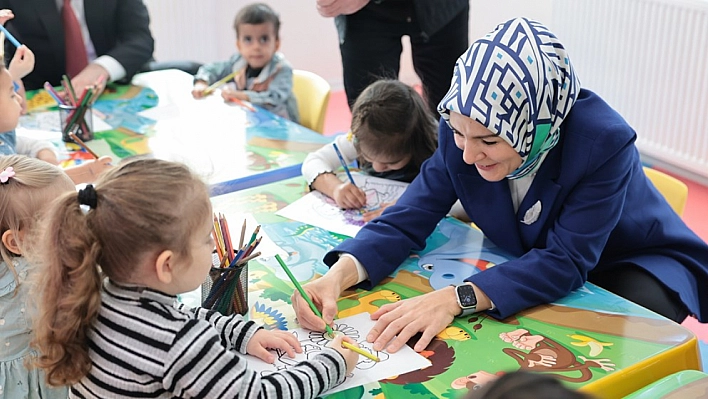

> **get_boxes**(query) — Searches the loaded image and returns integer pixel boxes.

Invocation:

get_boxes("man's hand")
[316,0,369,18]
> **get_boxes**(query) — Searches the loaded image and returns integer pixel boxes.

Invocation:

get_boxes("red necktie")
[62,0,89,78]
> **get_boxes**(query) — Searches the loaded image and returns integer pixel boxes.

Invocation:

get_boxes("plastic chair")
[643,166,688,216]
[292,69,331,134]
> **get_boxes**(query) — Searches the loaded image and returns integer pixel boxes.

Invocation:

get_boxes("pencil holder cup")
[59,104,94,142]
[202,259,249,316]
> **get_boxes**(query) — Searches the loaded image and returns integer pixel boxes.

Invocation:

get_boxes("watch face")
[457,284,477,308]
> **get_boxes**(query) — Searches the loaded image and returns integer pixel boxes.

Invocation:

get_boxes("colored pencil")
[62,75,77,106]
[203,71,239,95]
[247,225,261,247]
[275,254,335,336]
[237,251,261,265]
[0,25,21,48]
[239,219,247,249]
[342,342,380,362]
[43,82,66,105]
[275,256,379,361]
[332,143,357,187]
[68,132,98,159]
[228,97,256,112]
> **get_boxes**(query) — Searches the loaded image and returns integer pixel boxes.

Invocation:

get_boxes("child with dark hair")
[301,79,437,219]
[192,3,298,121]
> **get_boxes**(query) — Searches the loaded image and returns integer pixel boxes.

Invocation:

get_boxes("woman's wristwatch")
[454,283,478,316]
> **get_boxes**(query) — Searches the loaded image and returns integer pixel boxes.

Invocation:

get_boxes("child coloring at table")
[301,79,437,220]
[192,3,299,122]
[0,155,74,399]
[31,158,357,398]
[0,15,111,184]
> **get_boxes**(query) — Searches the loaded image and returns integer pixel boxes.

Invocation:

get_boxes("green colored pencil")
[275,254,334,336]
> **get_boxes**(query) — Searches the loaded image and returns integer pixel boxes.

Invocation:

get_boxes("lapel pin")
[521,200,542,225]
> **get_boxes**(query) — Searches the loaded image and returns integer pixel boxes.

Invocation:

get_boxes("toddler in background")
[192,3,299,122]
[32,158,357,398]
[0,155,74,399]
[301,79,437,220]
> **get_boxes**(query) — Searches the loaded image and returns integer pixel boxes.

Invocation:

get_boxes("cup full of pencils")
[60,103,94,142]
[56,74,102,142]
[202,213,261,316]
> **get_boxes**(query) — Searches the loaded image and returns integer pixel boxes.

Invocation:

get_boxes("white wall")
[144,0,552,90]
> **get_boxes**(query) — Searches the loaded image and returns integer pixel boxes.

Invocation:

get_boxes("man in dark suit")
[1,0,154,91]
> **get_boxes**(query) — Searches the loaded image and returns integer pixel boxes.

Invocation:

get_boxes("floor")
[322,89,708,370]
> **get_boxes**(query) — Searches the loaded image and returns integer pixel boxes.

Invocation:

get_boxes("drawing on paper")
[246,313,430,395]
[276,174,410,237]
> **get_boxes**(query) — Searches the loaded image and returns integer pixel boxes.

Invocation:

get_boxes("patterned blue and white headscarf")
[438,18,580,179]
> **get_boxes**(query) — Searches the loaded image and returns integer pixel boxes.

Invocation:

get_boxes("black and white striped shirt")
[70,280,346,398]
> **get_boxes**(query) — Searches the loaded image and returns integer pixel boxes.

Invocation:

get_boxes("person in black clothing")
[317,0,468,114]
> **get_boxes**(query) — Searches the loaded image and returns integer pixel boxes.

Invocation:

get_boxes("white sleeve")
[301,133,358,185]
[92,55,127,82]
[339,253,369,284]
[15,136,56,158]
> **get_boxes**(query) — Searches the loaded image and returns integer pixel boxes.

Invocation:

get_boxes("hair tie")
[78,184,98,209]
[0,167,15,184]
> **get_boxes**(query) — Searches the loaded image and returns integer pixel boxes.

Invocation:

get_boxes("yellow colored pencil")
[203,71,239,95]
[342,342,380,362]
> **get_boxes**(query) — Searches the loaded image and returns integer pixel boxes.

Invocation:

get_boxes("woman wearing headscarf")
[292,18,708,353]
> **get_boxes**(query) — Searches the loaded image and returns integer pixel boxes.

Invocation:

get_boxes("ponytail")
[32,192,103,385]
[31,158,210,385]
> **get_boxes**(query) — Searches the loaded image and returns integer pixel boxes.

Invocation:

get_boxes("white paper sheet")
[246,313,431,395]
[276,174,409,237]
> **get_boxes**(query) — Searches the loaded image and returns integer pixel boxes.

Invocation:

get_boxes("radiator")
[552,0,708,179]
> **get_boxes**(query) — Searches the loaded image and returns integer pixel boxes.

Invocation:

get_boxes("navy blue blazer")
[326,89,708,321]
[1,0,154,90]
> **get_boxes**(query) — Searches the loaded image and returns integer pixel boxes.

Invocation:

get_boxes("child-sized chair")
[643,166,689,216]
[293,69,331,134]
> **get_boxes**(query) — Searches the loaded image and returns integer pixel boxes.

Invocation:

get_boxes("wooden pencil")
[68,132,99,159]
[203,71,239,95]
[239,219,247,249]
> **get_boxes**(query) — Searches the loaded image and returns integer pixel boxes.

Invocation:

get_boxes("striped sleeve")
[164,319,347,399]
[176,303,260,354]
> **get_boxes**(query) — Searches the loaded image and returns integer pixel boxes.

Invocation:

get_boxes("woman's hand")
[333,182,366,209]
[246,329,303,364]
[361,201,394,222]
[291,256,359,331]
[367,286,460,353]
[291,273,343,331]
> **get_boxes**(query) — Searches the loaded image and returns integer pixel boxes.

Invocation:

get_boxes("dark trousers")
[340,5,469,114]
[589,264,689,323]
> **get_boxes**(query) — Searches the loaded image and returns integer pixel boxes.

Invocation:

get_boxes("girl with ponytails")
[33,158,357,398]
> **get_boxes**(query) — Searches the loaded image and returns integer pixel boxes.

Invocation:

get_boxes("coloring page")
[246,313,431,394]
[276,173,409,237]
